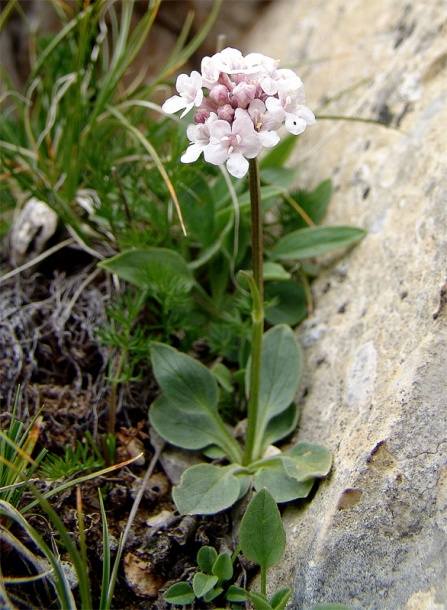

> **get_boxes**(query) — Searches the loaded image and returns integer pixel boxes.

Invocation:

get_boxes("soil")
[0,243,257,609]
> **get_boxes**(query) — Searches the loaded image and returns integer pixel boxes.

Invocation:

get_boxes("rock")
[242,0,447,608]
[123,552,164,599]
[10,197,58,267]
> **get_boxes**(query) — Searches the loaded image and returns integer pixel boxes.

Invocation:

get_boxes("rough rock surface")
[242,1,447,608]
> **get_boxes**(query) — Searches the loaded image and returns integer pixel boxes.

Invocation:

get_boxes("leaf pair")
[149,324,301,464]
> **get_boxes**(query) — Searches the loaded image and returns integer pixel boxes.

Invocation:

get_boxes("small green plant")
[149,331,332,514]
[38,431,105,481]
[164,489,291,609]
[164,489,352,610]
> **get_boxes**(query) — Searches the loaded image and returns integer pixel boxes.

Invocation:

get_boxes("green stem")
[261,567,267,597]
[243,158,264,466]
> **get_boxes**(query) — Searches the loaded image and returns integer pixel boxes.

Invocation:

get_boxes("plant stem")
[244,158,264,466]
[108,349,125,437]
[249,158,264,304]
[261,567,267,597]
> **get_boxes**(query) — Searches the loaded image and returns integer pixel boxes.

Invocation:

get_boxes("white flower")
[181,113,218,163]
[285,104,316,134]
[236,101,281,148]
[162,71,203,118]
[260,68,303,97]
[266,90,316,135]
[205,115,263,178]
[201,55,221,88]
[214,47,247,75]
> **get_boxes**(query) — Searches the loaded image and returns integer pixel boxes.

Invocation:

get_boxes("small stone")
[123,553,164,599]
[10,198,58,267]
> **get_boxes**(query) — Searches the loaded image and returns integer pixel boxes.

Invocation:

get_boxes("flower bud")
[209,84,230,105]
[217,104,235,122]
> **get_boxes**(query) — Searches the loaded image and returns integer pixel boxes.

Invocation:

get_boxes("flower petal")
[181,144,204,163]
[204,142,229,166]
[226,153,249,179]
[162,95,187,115]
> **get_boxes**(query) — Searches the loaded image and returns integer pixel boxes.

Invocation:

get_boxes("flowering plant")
[162,47,316,178]
[147,47,335,516]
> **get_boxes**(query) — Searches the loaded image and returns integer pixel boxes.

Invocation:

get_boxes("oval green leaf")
[227,584,248,603]
[271,226,366,261]
[173,464,241,515]
[270,587,292,610]
[261,402,299,450]
[246,325,302,460]
[197,546,218,574]
[239,488,286,571]
[98,247,193,289]
[265,281,308,326]
[212,552,233,582]
[282,442,332,481]
[150,395,229,451]
[151,342,218,412]
[263,262,291,281]
[249,592,274,610]
[193,572,218,598]
[164,582,195,605]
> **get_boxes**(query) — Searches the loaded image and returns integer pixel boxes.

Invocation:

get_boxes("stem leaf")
[271,226,366,260]
[239,488,286,571]
[246,324,302,459]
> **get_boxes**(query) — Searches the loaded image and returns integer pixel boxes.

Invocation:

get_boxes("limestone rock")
[242,0,447,608]
[10,197,58,267]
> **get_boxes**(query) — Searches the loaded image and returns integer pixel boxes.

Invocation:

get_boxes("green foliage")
[164,489,291,608]
[0,396,46,511]
[164,489,350,609]
[0,0,222,244]
[239,489,286,574]
[271,226,366,261]
[38,432,105,481]
[0,490,124,610]
[149,326,332,515]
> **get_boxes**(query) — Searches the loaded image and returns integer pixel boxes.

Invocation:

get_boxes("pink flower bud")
[209,84,230,105]
[217,104,235,122]
[231,82,257,109]
[194,109,211,123]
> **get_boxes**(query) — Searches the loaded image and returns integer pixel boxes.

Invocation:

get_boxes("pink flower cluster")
[162,47,316,179]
